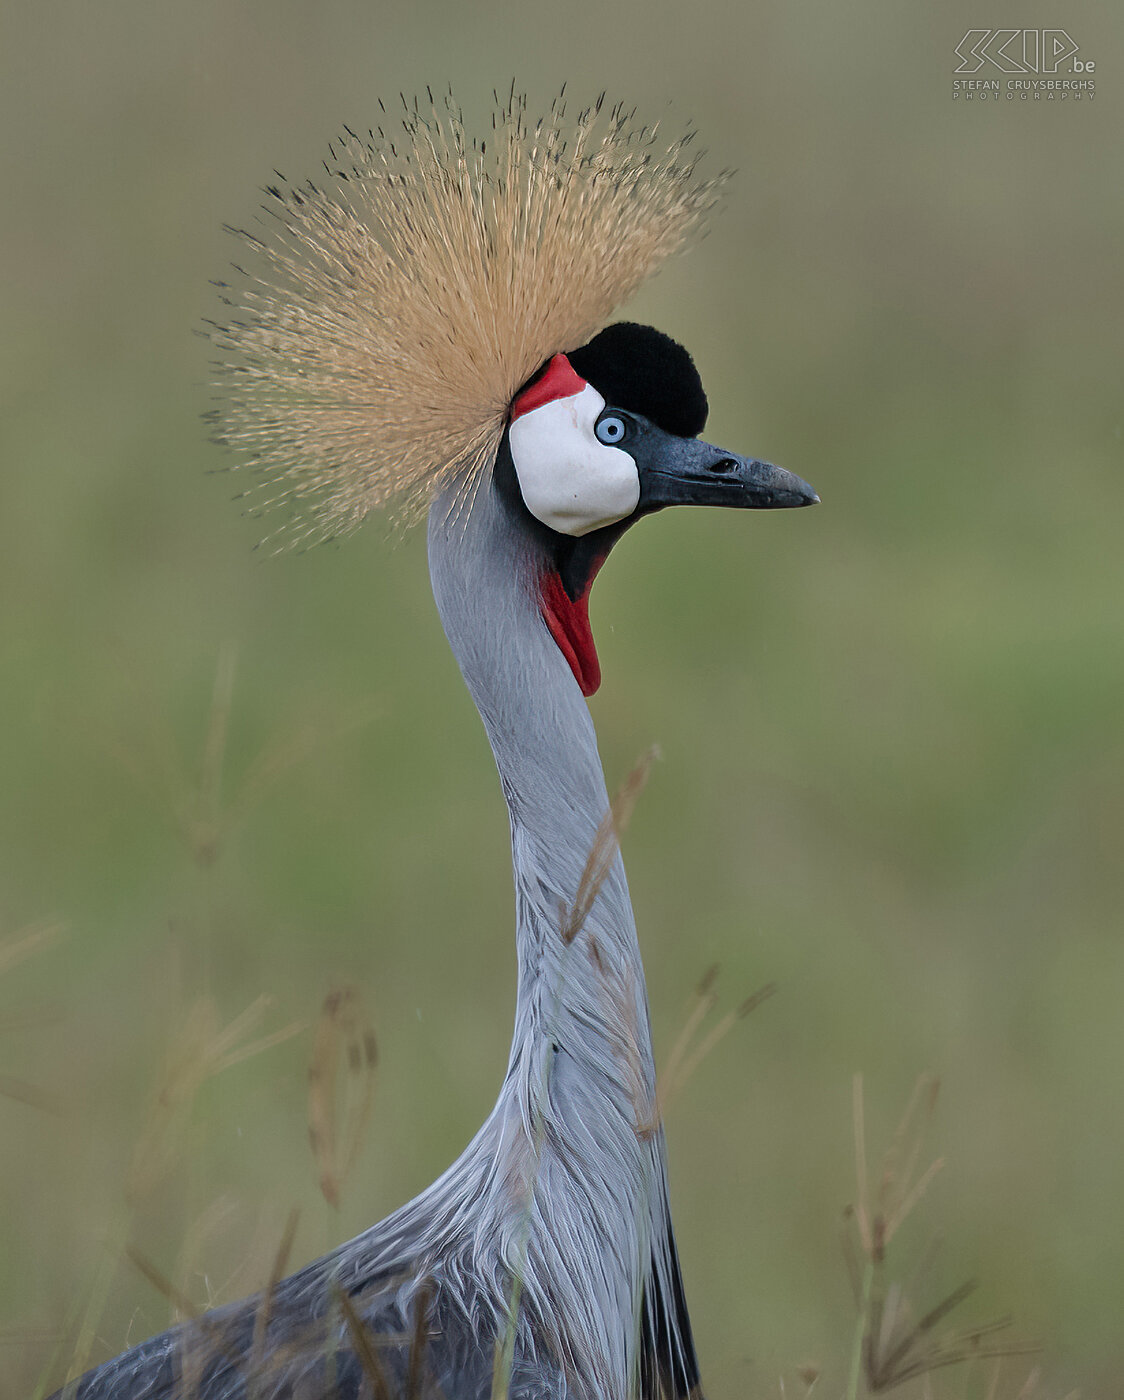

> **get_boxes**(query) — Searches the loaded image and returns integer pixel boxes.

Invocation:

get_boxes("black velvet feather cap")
[567,323,709,439]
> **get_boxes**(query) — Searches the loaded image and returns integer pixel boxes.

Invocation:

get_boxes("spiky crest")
[207,87,724,547]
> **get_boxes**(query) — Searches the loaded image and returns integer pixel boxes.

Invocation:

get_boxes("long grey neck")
[428,478,652,1115]
[427,480,648,1079]
[419,478,690,1400]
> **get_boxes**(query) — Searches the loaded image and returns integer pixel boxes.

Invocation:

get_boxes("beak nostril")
[710,458,737,475]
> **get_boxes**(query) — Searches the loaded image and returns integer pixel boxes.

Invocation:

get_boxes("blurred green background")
[1,2,1121,1396]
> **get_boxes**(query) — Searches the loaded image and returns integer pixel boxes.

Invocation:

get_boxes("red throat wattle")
[539,566,605,697]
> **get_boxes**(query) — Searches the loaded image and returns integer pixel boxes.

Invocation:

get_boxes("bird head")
[499,322,818,696]
[208,92,818,667]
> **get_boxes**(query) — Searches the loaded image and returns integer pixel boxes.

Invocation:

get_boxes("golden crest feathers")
[207,87,725,547]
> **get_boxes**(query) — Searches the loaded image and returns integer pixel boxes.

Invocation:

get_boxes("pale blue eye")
[595,414,627,445]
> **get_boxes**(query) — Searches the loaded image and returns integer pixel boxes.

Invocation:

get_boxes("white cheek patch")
[509,384,640,538]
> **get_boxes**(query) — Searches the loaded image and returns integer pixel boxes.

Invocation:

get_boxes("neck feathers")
[422,481,700,1400]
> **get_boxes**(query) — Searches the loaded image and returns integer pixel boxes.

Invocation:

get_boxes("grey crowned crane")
[59,91,816,1400]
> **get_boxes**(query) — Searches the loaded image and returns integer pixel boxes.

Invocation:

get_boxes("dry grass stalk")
[0,919,66,1115]
[634,967,776,1137]
[568,760,774,1141]
[1002,1367,1079,1400]
[665,982,776,1100]
[0,1073,64,1115]
[123,1245,246,1379]
[249,1207,301,1377]
[844,1076,1041,1398]
[775,1365,821,1398]
[560,746,657,946]
[126,1231,203,1325]
[123,1217,335,1398]
[227,696,378,825]
[584,935,653,1141]
[175,1195,243,1311]
[105,645,376,867]
[852,1072,944,1265]
[307,985,379,1208]
[491,1335,512,1400]
[335,1286,394,1400]
[405,1279,437,1400]
[127,993,304,1205]
[0,919,64,978]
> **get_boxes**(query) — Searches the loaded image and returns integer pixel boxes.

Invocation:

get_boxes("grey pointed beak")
[638,436,818,512]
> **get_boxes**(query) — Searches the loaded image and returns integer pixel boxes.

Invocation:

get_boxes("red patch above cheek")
[510,353,587,420]
[539,566,605,697]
